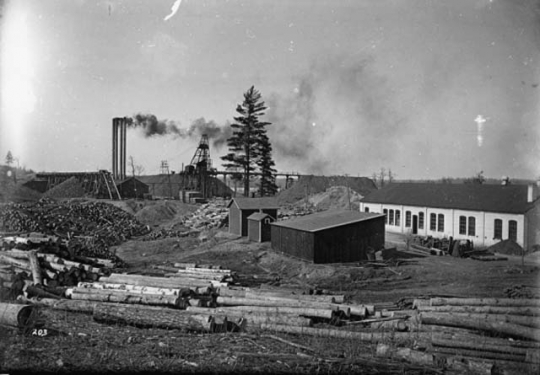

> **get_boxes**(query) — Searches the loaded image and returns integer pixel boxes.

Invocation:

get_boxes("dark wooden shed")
[227,197,279,236]
[270,210,385,264]
[247,212,275,242]
[116,177,149,199]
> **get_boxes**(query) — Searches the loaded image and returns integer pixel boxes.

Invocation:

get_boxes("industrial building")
[270,210,385,264]
[227,197,279,236]
[359,182,540,250]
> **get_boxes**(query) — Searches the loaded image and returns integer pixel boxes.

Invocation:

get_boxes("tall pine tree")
[257,133,278,196]
[221,86,275,197]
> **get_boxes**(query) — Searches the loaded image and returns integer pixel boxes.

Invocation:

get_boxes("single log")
[416,304,540,317]
[0,302,37,329]
[2,249,30,259]
[242,290,344,304]
[93,303,214,332]
[186,306,313,326]
[428,297,540,308]
[154,265,183,273]
[211,305,336,320]
[18,295,101,313]
[76,282,184,296]
[0,254,31,270]
[185,267,231,274]
[216,296,351,316]
[100,274,215,289]
[166,272,225,282]
[254,323,424,341]
[27,250,43,285]
[25,284,62,300]
[430,332,540,360]
[173,262,198,269]
[420,311,540,341]
[69,289,181,307]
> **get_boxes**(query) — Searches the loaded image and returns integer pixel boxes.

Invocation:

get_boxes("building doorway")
[412,215,418,235]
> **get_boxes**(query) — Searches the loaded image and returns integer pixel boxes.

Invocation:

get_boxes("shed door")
[412,215,418,235]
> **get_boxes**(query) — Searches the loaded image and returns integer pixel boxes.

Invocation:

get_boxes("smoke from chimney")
[128,114,231,148]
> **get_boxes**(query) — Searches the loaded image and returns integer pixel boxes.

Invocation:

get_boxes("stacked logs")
[374,297,540,373]
[0,199,150,259]
[0,246,114,300]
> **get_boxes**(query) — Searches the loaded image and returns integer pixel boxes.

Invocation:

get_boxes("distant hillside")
[277,175,377,205]
[0,164,39,203]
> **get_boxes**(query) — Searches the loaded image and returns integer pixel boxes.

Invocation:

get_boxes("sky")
[0,0,539,180]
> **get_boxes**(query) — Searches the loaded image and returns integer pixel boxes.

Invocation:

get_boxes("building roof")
[247,212,275,222]
[271,210,385,233]
[361,183,536,214]
[116,177,147,186]
[228,197,280,210]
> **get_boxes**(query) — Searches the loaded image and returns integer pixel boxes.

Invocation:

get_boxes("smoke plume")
[129,113,232,148]
[129,113,181,137]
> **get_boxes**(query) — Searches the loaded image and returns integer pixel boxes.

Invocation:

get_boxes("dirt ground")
[2,199,539,374]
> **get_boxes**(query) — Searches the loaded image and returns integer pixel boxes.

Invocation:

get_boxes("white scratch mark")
[164,0,182,22]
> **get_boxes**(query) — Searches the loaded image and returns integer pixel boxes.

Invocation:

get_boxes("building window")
[389,210,395,225]
[508,220,517,242]
[468,217,476,236]
[494,219,502,239]
[364,207,369,213]
[459,216,466,235]
[419,212,424,229]
[405,211,411,227]
[383,209,388,224]
[395,210,401,226]
[430,213,436,231]
[437,214,444,232]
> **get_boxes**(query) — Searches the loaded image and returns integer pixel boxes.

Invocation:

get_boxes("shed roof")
[228,197,280,210]
[116,177,148,186]
[247,212,274,222]
[271,210,384,233]
[360,183,536,214]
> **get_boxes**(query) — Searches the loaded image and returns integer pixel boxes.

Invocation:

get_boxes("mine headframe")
[188,134,212,174]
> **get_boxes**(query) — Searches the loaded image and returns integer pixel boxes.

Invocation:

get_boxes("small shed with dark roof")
[270,210,385,264]
[247,212,275,242]
[116,177,149,199]
[227,197,279,236]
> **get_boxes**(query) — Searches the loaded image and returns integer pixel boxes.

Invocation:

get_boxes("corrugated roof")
[247,212,274,221]
[271,210,385,232]
[360,183,536,214]
[228,197,280,210]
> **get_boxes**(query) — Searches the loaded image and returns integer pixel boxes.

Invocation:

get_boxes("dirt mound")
[43,177,86,199]
[3,184,43,202]
[302,185,363,211]
[134,200,199,227]
[277,175,376,205]
[487,239,525,256]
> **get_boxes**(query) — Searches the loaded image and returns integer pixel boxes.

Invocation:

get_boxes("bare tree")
[378,168,386,188]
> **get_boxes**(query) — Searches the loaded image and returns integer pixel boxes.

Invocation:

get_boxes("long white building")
[359,182,540,250]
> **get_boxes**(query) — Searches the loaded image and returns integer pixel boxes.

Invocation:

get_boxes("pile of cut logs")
[376,297,540,373]
[0,199,150,258]
[0,240,115,300]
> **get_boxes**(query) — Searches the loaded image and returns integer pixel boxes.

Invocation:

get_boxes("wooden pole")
[69,289,181,307]
[211,305,336,320]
